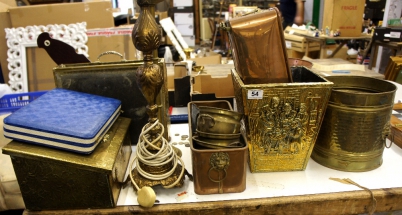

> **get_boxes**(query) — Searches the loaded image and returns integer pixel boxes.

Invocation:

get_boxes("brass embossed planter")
[231,67,333,172]
[311,76,397,172]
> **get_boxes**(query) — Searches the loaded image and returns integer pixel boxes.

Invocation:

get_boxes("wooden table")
[367,40,402,70]
[284,28,372,59]
[22,189,402,215]
[23,121,402,215]
[302,34,372,59]
[305,58,385,79]
[20,69,402,215]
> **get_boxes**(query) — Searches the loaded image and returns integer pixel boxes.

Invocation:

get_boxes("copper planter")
[188,101,248,194]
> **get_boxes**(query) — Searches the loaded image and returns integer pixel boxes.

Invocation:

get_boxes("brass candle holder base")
[131,164,185,190]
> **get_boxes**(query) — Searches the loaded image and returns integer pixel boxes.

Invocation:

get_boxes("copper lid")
[223,8,292,84]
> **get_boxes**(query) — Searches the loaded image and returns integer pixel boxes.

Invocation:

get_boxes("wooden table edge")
[23,187,402,215]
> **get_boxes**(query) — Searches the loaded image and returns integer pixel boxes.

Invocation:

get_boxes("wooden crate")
[389,103,402,149]
[284,33,321,53]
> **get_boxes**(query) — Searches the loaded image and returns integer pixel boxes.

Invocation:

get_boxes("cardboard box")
[191,73,235,107]
[324,44,348,60]
[8,1,114,29]
[322,0,365,37]
[191,54,222,66]
[0,0,16,6]
[86,26,137,62]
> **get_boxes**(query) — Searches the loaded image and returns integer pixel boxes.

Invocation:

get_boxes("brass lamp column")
[129,0,186,207]
[132,0,163,135]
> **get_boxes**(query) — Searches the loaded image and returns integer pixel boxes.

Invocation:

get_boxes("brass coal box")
[232,67,333,172]
[2,117,132,210]
[188,101,248,194]
[311,76,397,172]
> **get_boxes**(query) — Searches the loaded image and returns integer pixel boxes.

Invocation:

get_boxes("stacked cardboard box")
[0,0,119,91]
[322,0,365,37]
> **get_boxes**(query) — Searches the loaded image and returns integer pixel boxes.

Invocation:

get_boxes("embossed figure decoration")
[128,0,188,208]
[257,96,314,155]
[240,85,331,172]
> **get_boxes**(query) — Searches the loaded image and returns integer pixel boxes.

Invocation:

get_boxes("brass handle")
[96,51,127,62]
[386,132,393,149]
[199,114,215,128]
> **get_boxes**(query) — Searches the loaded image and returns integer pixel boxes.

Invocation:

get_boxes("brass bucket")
[311,76,397,172]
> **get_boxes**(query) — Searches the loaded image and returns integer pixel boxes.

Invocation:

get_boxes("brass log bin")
[311,76,397,172]
[2,117,132,210]
[232,68,333,172]
[225,8,333,172]
[188,101,248,194]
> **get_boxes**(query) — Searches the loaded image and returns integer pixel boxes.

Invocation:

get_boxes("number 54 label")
[247,89,263,99]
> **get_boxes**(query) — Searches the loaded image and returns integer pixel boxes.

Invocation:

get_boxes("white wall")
[304,0,313,24]
[375,0,402,73]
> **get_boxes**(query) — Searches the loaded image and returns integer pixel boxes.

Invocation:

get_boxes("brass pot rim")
[192,135,245,149]
[198,106,243,120]
[196,129,241,139]
[326,76,397,94]
[326,76,397,107]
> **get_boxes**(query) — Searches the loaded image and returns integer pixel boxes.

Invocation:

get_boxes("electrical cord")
[130,119,185,190]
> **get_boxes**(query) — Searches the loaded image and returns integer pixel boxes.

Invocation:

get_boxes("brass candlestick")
[129,0,187,208]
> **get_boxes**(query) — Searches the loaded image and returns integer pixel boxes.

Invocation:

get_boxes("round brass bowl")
[288,58,313,69]
[196,130,241,140]
[192,135,244,149]
[197,106,243,135]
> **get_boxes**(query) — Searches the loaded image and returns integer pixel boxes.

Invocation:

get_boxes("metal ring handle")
[385,133,393,149]
[208,167,227,183]
[199,114,215,128]
[96,51,127,62]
